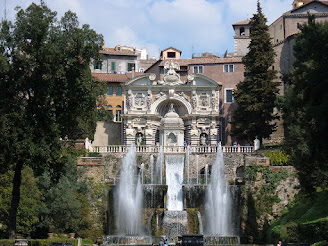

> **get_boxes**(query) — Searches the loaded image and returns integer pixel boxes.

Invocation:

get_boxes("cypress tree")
[231,0,279,144]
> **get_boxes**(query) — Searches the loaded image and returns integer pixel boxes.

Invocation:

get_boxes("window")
[111,62,116,71]
[225,89,234,103]
[127,63,135,72]
[115,110,122,122]
[94,61,102,70]
[116,86,122,96]
[240,27,245,36]
[107,86,113,96]
[167,52,176,58]
[193,65,204,73]
[139,68,144,72]
[224,64,234,73]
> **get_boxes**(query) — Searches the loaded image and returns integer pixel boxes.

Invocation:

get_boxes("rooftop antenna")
[192,45,194,58]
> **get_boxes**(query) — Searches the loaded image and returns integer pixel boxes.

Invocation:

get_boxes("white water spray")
[115,145,143,235]
[155,146,164,184]
[205,143,233,236]
[150,155,154,184]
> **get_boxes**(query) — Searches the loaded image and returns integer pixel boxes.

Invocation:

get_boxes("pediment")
[193,74,222,88]
[125,74,152,86]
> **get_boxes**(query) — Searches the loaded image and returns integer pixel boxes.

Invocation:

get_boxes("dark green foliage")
[0,240,15,246]
[0,167,42,237]
[268,190,328,243]
[0,2,103,238]
[282,16,328,193]
[232,1,279,143]
[243,166,289,242]
[27,239,77,246]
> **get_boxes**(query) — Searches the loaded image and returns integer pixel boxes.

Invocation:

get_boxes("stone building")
[232,19,251,57]
[90,44,157,74]
[145,48,244,145]
[267,0,328,143]
[123,61,222,146]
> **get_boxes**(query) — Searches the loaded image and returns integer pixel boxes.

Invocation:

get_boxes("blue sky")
[1,0,293,58]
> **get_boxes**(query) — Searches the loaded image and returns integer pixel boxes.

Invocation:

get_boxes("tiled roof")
[161,46,182,53]
[232,19,251,25]
[99,47,137,56]
[158,57,243,66]
[92,72,143,82]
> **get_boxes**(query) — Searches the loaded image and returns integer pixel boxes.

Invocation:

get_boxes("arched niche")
[155,99,189,117]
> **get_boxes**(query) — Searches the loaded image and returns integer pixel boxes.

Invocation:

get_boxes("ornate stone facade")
[123,62,222,146]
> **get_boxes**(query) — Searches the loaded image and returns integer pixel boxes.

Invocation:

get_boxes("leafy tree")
[0,166,42,237]
[282,15,328,194]
[231,0,279,144]
[0,2,103,238]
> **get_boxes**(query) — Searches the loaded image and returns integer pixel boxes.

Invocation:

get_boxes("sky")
[1,0,293,58]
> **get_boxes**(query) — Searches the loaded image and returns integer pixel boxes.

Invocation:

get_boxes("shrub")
[0,240,15,246]
[263,150,290,166]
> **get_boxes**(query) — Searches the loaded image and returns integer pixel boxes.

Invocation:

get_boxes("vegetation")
[232,0,279,144]
[267,190,328,243]
[0,2,103,238]
[281,16,328,194]
[242,166,289,242]
[262,150,290,166]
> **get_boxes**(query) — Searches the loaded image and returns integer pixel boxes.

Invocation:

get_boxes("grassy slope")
[267,190,328,242]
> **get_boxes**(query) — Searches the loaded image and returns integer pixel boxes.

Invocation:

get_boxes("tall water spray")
[205,143,233,236]
[150,155,154,184]
[115,145,143,235]
[186,146,190,184]
[155,146,164,184]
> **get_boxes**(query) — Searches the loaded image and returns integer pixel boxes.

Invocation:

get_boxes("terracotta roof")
[232,19,251,25]
[92,72,143,82]
[158,57,243,66]
[161,46,182,53]
[99,47,137,56]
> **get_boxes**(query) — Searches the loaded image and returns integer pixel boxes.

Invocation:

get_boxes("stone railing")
[91,145,254,154]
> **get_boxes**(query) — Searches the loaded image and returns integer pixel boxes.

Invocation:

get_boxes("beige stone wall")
[92,121,122,146]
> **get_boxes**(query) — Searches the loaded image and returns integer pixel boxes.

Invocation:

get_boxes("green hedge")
[28,239,77,246]
[286,220,328,243]
[0,240,15,246]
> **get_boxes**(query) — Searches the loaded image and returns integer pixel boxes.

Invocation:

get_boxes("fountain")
[115,145,143,235]
[105,144,241,245]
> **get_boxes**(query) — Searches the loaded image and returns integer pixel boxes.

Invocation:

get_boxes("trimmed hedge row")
[287,220,328,243]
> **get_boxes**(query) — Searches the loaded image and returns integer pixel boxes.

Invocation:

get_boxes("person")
[164,239,168,245]
[184,141,187,147]
[159,238,165,246]
[277,240,282,246]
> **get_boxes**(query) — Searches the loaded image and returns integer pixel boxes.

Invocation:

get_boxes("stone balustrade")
[91,145,254,154]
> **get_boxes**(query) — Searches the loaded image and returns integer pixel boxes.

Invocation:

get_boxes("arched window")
[116,105,122,108]
[240,27,245,36]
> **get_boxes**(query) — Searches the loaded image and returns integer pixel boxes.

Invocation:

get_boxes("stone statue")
[169,103,175,113]
[127,90,133,109]
[191,93,197,109]
[146,93,152,109]
[200,134,206,145]
[136,134,143,146]
[254,136,260,150]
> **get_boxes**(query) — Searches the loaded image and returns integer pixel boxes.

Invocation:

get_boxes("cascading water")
[205,143,233,236]
[155,146,164,184]
[196,154,199,184]
[150,155,154,184]
[115,145,143,235]
[186,146,190,184]
[163,154,187,241]
[166,155,184,210]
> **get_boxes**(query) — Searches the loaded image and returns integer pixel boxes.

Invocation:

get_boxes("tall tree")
[231,0,279,144]
[282,15,328,194]
[0,2,103,238]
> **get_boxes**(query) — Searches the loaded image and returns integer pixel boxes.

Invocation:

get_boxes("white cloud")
[3,0,294,58]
